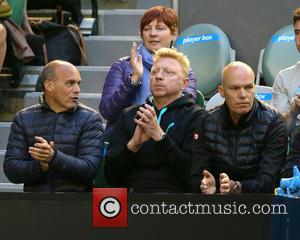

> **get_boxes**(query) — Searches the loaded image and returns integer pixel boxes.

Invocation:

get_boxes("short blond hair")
[153,48,190,77]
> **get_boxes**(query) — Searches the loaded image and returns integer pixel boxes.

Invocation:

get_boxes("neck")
[153,93,182,110]
[44,95,64,113]
[230,113,241,125]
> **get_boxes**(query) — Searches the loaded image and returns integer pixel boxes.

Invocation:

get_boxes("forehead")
[223,66,254,86]
[55,65,80,81]
[153,57,181,69]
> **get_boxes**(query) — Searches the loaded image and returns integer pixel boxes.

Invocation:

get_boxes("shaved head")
[218,61,256,124]
[222,61,255,86]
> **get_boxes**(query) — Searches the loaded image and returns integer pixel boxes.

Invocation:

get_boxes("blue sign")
[255,93,272,101]
[272,35,294,43]
[176,34,220,46]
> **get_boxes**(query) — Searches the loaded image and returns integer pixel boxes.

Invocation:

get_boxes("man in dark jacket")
[190,61,287,194]
[4,60,103,192]
[105,48,205,193]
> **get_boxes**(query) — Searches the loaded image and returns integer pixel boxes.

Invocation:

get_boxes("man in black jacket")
[4,60,103,192]
[105,48,205,193]
[190,61,287,194]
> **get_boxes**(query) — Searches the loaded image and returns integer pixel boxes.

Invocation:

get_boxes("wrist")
[153,131,166,142]
[127,140,141,153]
[130,74,141,86]
[39,162,49,172]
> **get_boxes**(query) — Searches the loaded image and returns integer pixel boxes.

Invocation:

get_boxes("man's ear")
[44,80,54,93]
[183,77,189,89]
[218,85,225,98]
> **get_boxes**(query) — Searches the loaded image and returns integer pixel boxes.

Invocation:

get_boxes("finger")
[28,151,50,161]
[49,141,55,149]
[139,107,153,119]
[34,143,51,150]
[144,104,156,116]
[203,170,213,178]
[135,118,147,127]
[137,109,152,123]
[130,42,137,59]
[137,54,142,64]
[220,183,230,189]
[34,136,48,143]
[29,146,51,155]
[219,173,229,181]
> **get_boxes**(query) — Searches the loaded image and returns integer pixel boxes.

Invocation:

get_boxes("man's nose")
[156,70,164,80]
[73,83,80,93]
[239,88,246,98]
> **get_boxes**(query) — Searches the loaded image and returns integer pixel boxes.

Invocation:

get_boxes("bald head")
[222,61,255,86]
[218,61,256,125]
[41,60,78,92]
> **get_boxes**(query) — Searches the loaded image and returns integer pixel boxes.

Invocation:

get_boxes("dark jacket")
[4,100,103,192]
[99,56,197,137]
[190,99,287,193]
[105,95,206,193]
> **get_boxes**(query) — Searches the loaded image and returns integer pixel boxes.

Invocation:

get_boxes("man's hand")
[135,104,164,141]
[28,136,55,162]
[130,42,143,84]
[200,170,216,194]
[290,95,300,115]
[219,173,233,194]
[127,125,150,153]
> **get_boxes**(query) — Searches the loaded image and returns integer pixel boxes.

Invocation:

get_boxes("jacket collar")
[39,94,78,113]
[146,94,194,111]
[222,98,258,128]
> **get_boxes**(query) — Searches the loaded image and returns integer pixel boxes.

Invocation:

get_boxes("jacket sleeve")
[104,110,138,185]
[4,114,45,184]
[183,69,197,101]
[99,58,140,122]
[48,113,103,183]
[188,116,213,193]
[240,115,287,193]
[156,110,205,188]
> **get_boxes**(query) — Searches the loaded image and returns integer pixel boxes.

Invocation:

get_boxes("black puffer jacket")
[4,100,103,192]
[190,99,287,193]
[105,95,206,193]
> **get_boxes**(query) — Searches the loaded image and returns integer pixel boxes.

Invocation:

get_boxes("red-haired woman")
[100,5,197,138]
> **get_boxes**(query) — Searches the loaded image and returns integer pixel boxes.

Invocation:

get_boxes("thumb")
[49,141,55,149]
[203,170,213,179]
[137,54,143,64]
[219,173,228,180]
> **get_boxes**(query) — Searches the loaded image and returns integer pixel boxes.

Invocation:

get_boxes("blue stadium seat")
[174,23,235,98]
[256,25,300,86]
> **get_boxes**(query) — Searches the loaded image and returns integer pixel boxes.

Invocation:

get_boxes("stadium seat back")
[260,25,300,86]
[174,23,235,98]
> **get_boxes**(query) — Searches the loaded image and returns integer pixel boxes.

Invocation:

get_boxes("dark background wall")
[179,0,300,72]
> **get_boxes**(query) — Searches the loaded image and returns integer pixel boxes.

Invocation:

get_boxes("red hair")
[140,6,179,37]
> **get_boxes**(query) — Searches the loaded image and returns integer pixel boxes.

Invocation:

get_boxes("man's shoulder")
[16,104,42,117]
[76,103,102,119]
[205,105,224,121]
[256,101,282,124]
[277,62,300,79]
